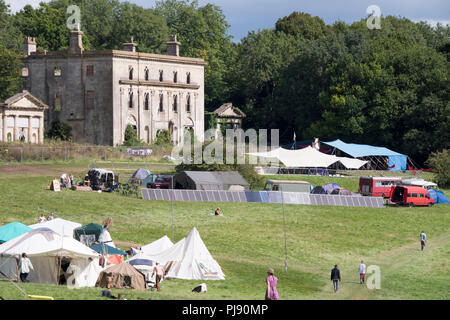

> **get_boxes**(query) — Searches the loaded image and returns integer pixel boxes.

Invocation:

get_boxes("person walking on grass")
[330,264,341,293]
[151,262,165,292]
[265,268,279,300]
[18,253,34,283]
[420,231,427,251]
[358,260,366,284]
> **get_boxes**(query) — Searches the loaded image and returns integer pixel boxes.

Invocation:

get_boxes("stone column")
[39,116,44,143]
[28,116,32,143]
[13,115,17,141]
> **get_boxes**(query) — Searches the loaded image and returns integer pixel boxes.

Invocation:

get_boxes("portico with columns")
[0,90,48,143]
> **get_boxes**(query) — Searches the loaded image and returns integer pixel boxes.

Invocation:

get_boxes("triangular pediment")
[2,91,49,110]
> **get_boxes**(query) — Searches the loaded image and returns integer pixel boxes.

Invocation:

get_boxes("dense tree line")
[0,0,448,164]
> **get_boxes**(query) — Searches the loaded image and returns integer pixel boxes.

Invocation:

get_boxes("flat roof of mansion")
[25,49,207,66]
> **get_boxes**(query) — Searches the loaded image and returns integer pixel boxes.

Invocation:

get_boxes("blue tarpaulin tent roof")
[429,189,450,204]
[322,139,408,171]
[90,243,127,256]
[0,222,32,243]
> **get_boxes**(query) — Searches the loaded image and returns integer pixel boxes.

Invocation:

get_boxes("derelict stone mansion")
[22,28,205,146]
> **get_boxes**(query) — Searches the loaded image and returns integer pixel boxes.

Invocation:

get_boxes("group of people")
[266,231,428,298]
[60,173,74,189]
[37,212,55,223]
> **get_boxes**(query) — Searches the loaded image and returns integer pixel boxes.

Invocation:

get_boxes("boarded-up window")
[18,117,29,128]
[31,118,39,128]
[86,91,95,109]
[54,93,62,111]
[7,117,14,127]
[86,65,94,76]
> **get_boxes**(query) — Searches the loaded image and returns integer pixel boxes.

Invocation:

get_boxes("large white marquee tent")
[248,146,367,169]
[29,218,82,238]
[0,228,102,287]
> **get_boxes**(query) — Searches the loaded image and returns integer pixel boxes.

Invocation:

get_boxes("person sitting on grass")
[215,207,223,216]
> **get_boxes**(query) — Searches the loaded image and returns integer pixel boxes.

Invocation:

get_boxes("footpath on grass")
[315,231,450,300]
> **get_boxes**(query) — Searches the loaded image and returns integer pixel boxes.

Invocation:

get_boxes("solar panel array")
[141,189,384,208]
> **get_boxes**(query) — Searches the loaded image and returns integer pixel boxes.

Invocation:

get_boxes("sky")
[5,0,450,41]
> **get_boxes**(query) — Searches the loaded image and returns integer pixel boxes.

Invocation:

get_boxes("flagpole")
[281,185,288,272]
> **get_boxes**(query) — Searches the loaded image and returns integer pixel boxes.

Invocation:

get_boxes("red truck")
[389,185,434,207]
[359,176,402,198]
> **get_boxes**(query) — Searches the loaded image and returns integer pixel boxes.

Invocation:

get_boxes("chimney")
[166,35,180,56]
[23,37,37,56]
[123,36,137,53]
[68,24,84,55]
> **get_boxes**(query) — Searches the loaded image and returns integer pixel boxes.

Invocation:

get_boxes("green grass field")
[0,164,449,300]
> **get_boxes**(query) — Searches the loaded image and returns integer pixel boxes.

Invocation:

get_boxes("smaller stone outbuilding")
[213,103,246,133]
[0,90,48,143]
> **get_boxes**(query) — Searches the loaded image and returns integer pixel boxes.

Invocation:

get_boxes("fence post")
[41,147,44,161]
[20,148,23,163]
[64,147,67,161]
[84,147,87,160]
[104,147,107,161]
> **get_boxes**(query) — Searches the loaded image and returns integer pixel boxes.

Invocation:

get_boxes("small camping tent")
[29,218,81,237]
[129,168,151,185]
[0,228,101,287]
[74,223,115,247]
[96,262,147,290]
[429,189,450,204]
[311,186,327,194]
[0,222,31,244]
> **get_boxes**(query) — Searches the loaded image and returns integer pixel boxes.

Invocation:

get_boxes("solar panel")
[141,189,384,208]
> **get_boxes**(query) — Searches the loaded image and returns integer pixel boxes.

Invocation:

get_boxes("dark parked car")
[147,175,172,189]
[330,188,353,196]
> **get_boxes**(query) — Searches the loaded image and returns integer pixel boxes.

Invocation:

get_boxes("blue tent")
[0,222,32,244]
[311,186,327,194]
[90,243,127,256]
[429,189,450,204]
[322,139,408,171]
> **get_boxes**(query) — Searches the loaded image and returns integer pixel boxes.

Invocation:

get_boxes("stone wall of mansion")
[22,32,205,146]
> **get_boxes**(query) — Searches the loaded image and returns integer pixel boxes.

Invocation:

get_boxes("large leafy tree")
[154,0,234,110]
[275,11,329,40]
[0,0,23,101]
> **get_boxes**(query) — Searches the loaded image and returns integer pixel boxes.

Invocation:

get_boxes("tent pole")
[280,185,288,272]
[171,178,174,242]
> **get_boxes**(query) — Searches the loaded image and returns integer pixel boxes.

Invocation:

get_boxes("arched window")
[173,95,178,112]
[129,91,134,108]
[7,132,12,142]
[186,94,191,113]
[159,93,164,112]
[159,70,163,82]
[173,71,178,83]
[144,92,149,110]
[129,67,134,80]
[186,72,191,84]
[144,67,149,81]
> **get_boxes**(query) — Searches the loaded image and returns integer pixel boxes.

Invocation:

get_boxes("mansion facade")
[22,29,205,146]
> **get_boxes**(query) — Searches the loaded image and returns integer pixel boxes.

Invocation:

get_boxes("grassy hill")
[0,164,449,300]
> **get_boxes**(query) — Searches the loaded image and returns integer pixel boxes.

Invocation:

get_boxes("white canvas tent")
[0,228,102,287]
[138,235,174,255]
[127,227,224,280]
[29,218,81,237]
[248,146,367,169]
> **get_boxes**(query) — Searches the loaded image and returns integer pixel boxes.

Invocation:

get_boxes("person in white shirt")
[420,231,427,251]
[19,253,34,282]
[38,214,46,223]
[358,260,366,284]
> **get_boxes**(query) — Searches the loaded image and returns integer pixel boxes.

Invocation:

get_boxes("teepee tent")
[0,222,31,244]
[0,228,102,287]
[29,218,81,237]
[139,235,174,255]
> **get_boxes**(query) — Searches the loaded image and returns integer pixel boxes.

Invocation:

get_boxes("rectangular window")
[412,193,417,198]
[54,66,61,77]
[7,117,14,127]
[86,65,94,76]
[17,117,29,128]
[31,118,39,128]
[54,93,62,111]
[419,194,424,198]
[159,94,164,112]
[86,90,95,109]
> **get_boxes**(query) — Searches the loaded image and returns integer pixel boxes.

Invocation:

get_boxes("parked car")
[87,168,119,191]
[330,188,353,196]
[389,185,434,207]
[147,175,173,189]
[359,176,402,198]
